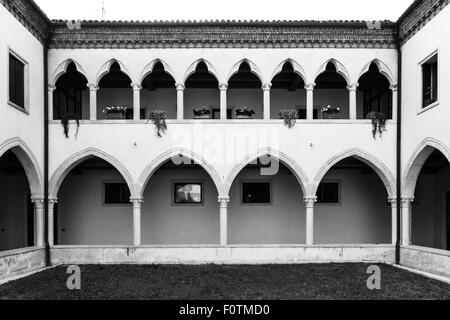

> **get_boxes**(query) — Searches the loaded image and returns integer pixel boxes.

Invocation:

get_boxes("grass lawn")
[1,263,449,300]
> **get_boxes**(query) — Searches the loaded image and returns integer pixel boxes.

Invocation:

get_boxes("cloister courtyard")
[1,264,450,300]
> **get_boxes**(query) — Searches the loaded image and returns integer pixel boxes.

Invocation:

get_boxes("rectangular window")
[317,182,340,204]
[242,182,271,204]
[422,54,438,108]
[104,183,130,204]
[174,182,203,204]
[9,53,25,109]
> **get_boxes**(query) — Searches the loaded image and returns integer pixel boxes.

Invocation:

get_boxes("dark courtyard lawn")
[1,264,449,300]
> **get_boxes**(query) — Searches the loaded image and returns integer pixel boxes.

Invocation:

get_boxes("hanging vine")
[278,109,298,128]
[148,110,167,137]
[367,111,387,139]
[61,114,80,139]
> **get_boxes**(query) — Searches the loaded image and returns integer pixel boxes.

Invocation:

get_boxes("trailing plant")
[236,107,255,117]
[279,109,298,128]
[103,106,128,114]
[321,105,340,114]
[367,111,387,139]
[61,113,80,139]
[193,106,211,117]
[148,110,167,137]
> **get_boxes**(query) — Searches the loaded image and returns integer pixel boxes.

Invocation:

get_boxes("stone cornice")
[48,23,397,49]
[398,0,450,45]
[0,0,50,44]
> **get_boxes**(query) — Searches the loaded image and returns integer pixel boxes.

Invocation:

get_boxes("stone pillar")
[132,83,142,120]
[348,83,358,120]
[32,199,44,247]
[388,198,398,245]
[48,199,57,246]
[87,84,99,120]
[219,83,228,120]
[219,197,229,246]
[176,84,185,120]
[401,198,414,246]
[48,84,56,120]
[390,84,398,121]
[305,83,315,120]
[262,83,271,120]
[304,197,317,246]
[131,197,143,246]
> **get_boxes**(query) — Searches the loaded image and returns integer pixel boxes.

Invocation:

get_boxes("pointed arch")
[311,148,396,199]
[0,138,43,198]
[50,58,88,86]
[139,59,176,85]
[271,59,308,84]
[358,59,395,85]
[227,58,264,83]
[96,59,132,86]
[136,148,224,197]
[315,58,351,85]
[224,148,308,196]
[183,59,220,84]
[49,148,136,199]
[402,138,450,198]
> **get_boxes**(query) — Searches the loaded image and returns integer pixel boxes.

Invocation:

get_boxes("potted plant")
[61,113,80,139]
[321,105,341,119]
[148,110,167,137]
[279,109,298,128]
[236,107,255,119]
[193,107,212,119]
[103,106,128,119]
[367,111,387,139]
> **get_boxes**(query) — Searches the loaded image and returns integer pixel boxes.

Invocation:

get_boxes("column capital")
[388,198,397,206]
[87,83,99,91]
[130,197,144,206]
[304,196,317,207]
[347,83,359,91]
[175,83,185,91]
[48,84,56,92]
[218,196,230,207]
[304,83,316,91]
[389,84,398,92]
[401,197,414,205]
[131,83,142,91]
[31,198,45,208]
[219,83,228,91]
[262,83,272,91]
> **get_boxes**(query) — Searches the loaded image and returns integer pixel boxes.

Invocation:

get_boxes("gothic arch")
[311,148,396,199]
[95,58,132,86]
[402,138,450,198]
[224,147,308,196]
[315,58,351,85]
[271,58,308,84]
[139,59,176,85]
[358,59,395,85]
[136,148,224,197]
[183,58,220,84]
[50,58,88,86]
[0,138,43,198]
[227,58,264,83]
[49,148,136,199]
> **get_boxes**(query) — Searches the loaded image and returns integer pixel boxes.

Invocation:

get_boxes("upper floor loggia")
[48,57,398,123]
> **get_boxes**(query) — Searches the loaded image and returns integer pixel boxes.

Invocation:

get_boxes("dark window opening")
[174,183,203,204]
[317,182,340,204]
[9,53,25,109]
[242,182,271,204]
[104,183,131,204]
[422,54,438,108]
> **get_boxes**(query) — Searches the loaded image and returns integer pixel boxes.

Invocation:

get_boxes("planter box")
[194,115,212,119]
[106,112,125,119]
[236,115,253,119]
